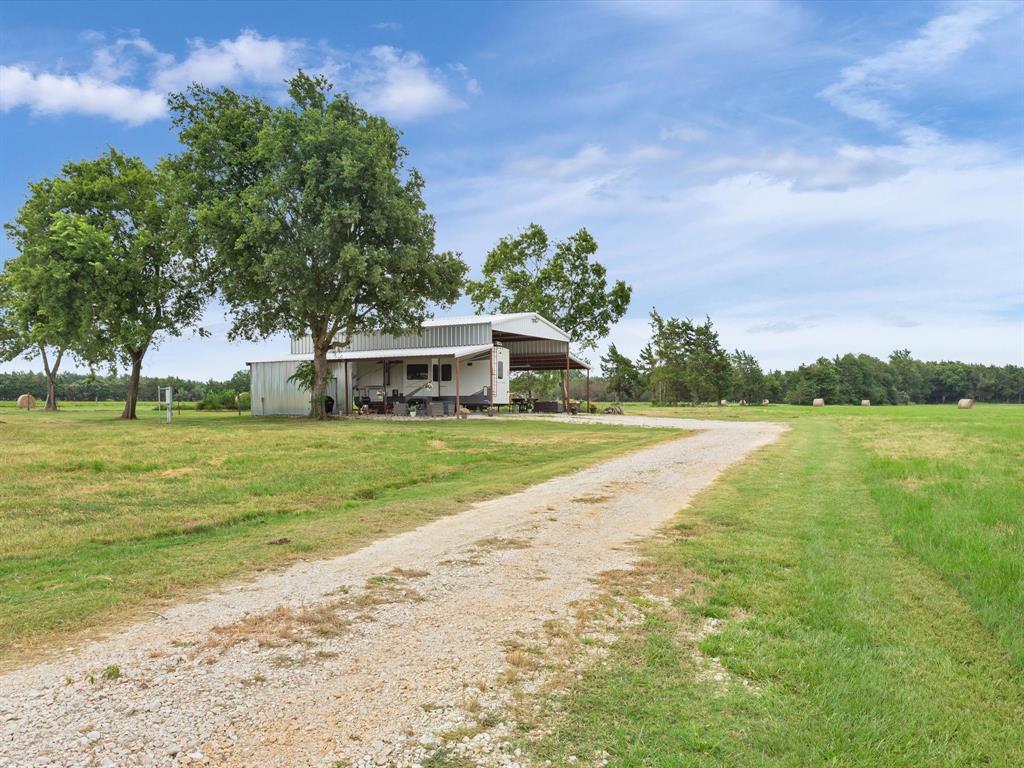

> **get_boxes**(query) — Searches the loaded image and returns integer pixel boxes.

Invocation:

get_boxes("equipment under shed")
[247,313,589,416]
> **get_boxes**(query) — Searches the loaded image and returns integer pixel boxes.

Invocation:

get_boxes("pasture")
[529,403,1024,766]
[0,403,675,666]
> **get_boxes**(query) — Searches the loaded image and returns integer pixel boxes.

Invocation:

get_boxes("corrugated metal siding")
[249,360,311,416]
[504,339,569,357]
[291,322,491,355]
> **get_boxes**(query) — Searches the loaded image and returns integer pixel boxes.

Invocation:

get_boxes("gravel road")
[0,414,785,768]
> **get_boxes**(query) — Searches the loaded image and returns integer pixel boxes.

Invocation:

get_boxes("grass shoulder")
[526,407,1024,766]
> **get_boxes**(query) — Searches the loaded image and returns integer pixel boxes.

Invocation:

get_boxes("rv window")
[433,363,453,382]
[406,363,428,380]
[497,361,504,379]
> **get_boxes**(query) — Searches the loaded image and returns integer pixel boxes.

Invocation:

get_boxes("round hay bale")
[739,399,747,406]
[957,398,974,409]
[762,399,770,405]
[719,399,728,406]
[602,404,624,415]
[17,393,36,410]
[861,399,871,406]
[812,398,825,407]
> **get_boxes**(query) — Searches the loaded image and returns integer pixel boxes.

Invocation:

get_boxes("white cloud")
[504,143,670,183]
[431,120,1022,369]
[820,2,1011,127]
[1,31,470,124]
[449,62,482,96]
[660,124,707,142]
[0,65,166,124]
[702,143,911,191]
[150,30,303,92]
[355,46,464,120]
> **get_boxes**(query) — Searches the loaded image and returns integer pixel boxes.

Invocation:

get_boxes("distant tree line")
[0,369,249,404]
[594,312,1023,405]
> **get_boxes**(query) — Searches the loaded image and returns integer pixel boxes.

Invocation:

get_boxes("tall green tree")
[686,318,732,403]
[466,223,632,350]
[889,348,926,404]
[729,349,765,403]
[44,150,209,419]
[645,310,692,404]
[642,311,731,404]
[170,72,465,419]
[2,192,108,410]
[600,343,643,401]
[3,152,204,417]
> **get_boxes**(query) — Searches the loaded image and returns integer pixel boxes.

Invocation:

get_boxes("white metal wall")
[290,322,491,355]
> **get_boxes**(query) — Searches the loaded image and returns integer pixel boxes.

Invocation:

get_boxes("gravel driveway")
[0,414,785,768]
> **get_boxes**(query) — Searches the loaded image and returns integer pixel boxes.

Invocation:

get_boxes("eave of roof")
[247,344,494,365]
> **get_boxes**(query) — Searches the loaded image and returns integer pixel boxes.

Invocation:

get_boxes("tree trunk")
[40,346,64,411]
[310,340,330,420]
[121,346,148,420]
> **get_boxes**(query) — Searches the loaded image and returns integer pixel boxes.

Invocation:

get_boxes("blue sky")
[1,0,1022,378]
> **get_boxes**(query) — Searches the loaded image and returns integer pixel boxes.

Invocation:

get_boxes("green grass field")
[528,403,1024,766]
[0,402,676,667]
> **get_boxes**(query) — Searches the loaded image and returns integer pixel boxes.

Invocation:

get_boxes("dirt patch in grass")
[157,467,197,479]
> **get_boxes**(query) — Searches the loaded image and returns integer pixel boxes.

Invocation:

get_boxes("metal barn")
[247,313,589,416]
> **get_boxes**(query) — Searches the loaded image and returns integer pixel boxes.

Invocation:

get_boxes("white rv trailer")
[247,313,589,416]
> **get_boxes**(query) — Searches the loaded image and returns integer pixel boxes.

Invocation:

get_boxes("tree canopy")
[170,71,465,418]
[2,151,206,417]
[600,343,644,401]
[466,223,631,350]
[2,187,108,410]
[643,311,732,404]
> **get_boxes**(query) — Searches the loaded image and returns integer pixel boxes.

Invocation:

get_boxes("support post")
[586,367,591,415]
[564,342,571,413]
[489,347,495,414]
[344,360,349,415]
[454,355,461,417]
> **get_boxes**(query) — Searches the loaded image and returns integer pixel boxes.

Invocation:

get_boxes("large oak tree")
[170,72,465,418]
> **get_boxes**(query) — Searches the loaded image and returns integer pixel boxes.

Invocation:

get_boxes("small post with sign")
[158,385,173,424]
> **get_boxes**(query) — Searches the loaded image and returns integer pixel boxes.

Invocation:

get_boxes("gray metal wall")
[290,322,491,355]
[250,360,308,416]
[250,361,349,416]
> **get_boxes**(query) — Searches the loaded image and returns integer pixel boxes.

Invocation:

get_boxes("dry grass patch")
[473,536,532,551]
[438,556,483,567]
[573,494,613,505]
[156,467,197,479]
[205,601,350,652]
[387,567,430,579]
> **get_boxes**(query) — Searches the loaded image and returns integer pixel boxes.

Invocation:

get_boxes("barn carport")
[500,337,590,413]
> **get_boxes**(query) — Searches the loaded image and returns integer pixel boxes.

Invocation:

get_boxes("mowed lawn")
[0,403,676,666]
[530,403,1024,767]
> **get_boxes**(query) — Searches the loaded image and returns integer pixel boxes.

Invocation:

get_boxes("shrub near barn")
[196,389,250,411]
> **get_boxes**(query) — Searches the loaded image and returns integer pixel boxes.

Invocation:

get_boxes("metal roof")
[290,312,570,356]
[248,344,494,365]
